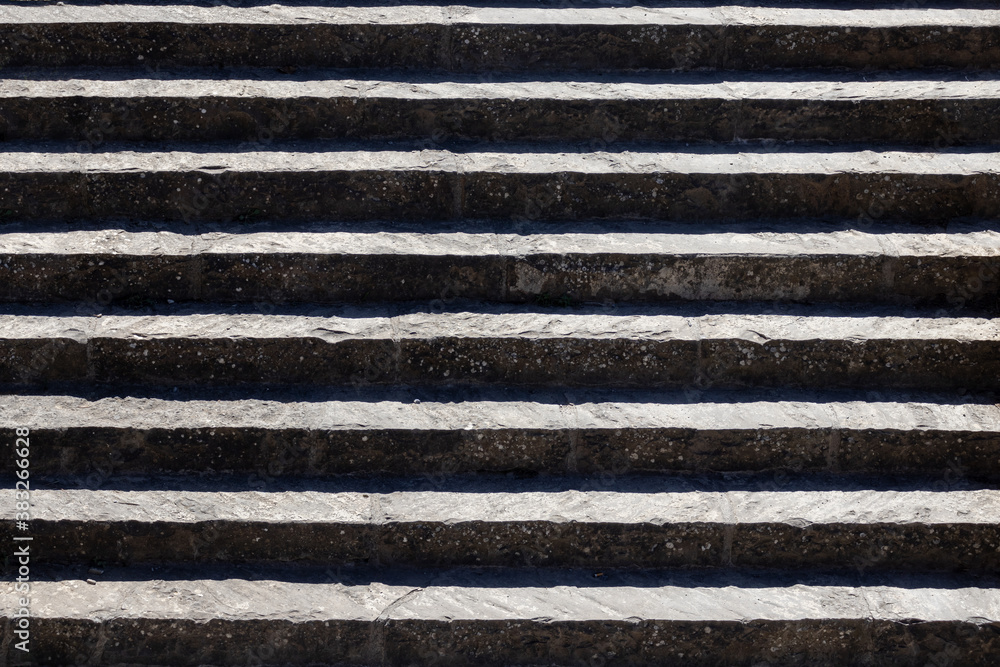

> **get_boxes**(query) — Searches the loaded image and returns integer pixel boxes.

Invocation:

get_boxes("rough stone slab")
[0,306,995,389]
[0,223,996,305]
[8,72,1000,101]
[4,482,1000,569]
[8,145,1000,174]
[6,568,1000,665]
[2,222,999,255]
[3,389,999,477]
[5,72,1000,143]
[0,6,999,70]
[4,6,1000,27]
[3,146,1000,221]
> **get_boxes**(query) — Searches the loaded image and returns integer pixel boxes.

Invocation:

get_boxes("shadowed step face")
[1,2,999,665]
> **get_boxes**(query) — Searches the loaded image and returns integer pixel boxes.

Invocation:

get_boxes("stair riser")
[2,337,996,389]
[10,521,999,571]
[4,97,1000,145]
[2,24,999,70]
[1,253,995,306]
[24,617,1000,667]
[4,171,1000,222]
[15,426,999,478]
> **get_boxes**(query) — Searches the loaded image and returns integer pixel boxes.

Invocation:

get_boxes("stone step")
[6,480,1000,570]
[5,389,998,477]
[0,305,995,389]
[3,1,997,664]
[15,567,1000,665]
[1,5,999,70]
[4,145,1000,221]
[0,221,996,306]
[5,71,1000,144]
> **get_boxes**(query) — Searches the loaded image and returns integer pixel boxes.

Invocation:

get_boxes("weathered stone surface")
[0,221,996,306]
[6,480,1000,570]
[2,1,999,663]
[0,6,999,70]
[2,146,1000,221]
[0,306,995,389]
[3,72,1000,144]
[9,567,1000,666]
[2,389,997,477]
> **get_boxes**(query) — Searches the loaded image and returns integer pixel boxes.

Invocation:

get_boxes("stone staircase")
[2,1,1000,665]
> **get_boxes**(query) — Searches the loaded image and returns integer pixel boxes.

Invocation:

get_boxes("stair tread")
[15,483,1000,524]
[5,389,997,431]
[2,5,998,27]
[1,223,999,256]
[6,70,1000,100]
[17,567,1000,623]
[0,306,993,340]
[4,145,999,173]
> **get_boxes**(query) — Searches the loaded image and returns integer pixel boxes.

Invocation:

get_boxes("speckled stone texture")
[1,2,1000,666]
[1,6,1000,70]
[3,147,1000,221]
[3,389,998,477]
[0,305,997,388]
[0,221,996,306]
[13,567,1000,666]
[6,479,1000,570]
[4,72,1000,144]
